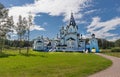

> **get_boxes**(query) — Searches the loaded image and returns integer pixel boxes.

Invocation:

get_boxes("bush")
[111,47,120,52]
[4,45,11,49]
[101,49,111,53]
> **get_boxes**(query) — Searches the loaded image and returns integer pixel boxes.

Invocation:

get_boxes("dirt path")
[89,53,120,77]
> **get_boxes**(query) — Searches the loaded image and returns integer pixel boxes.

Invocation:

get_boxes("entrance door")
[67,39,75,49]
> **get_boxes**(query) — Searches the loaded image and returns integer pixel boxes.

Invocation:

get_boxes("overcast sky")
[0,0,120,41]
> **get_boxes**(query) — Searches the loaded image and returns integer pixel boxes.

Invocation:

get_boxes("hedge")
[111,47,120,52]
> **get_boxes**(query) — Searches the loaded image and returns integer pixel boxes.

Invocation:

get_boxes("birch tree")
[26,15,33,54]
[0,8,14,52]
[15,15,26,53]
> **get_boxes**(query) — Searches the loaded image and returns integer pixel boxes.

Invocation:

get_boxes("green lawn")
[103,52,120,58]
[0,49,112,77]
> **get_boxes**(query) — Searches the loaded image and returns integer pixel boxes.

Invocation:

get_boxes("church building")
[33,13,99,52]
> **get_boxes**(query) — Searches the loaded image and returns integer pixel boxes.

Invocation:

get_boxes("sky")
[0,0,120,41]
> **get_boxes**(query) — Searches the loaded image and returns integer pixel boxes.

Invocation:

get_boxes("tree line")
[2,37,120,50]
[0,3,33,54]
[97,38,118,49]
[85,38,120,49]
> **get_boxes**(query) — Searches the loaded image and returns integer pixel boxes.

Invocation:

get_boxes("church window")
[70,28,72,32]
[72,41,74,45]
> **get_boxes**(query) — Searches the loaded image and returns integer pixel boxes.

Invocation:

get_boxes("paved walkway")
[89,53,120,77]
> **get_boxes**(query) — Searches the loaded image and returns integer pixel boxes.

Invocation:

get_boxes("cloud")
[8,4,43,31]
[8,0,91,30]
[30,25,45,31]
[87,16,120,41]
[84,9,97,14]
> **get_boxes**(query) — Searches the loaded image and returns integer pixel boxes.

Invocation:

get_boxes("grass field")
[0,49,112,77]
[103,52,120,58]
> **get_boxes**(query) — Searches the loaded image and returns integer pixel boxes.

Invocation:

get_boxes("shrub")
[101,49,111,53]
[4,45,10,49]
[111,47,120,52]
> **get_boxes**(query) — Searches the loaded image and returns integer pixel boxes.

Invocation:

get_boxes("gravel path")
[89,53,120,77]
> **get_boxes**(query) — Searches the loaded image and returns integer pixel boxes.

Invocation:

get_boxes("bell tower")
[67,12,78,33]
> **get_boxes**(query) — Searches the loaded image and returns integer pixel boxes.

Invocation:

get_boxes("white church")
[33,13,99,53]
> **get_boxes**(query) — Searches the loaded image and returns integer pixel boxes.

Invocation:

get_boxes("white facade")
[33,13,99,52]
[33,36,50,51]
[33,36,44,51]
[55,13,85,51]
